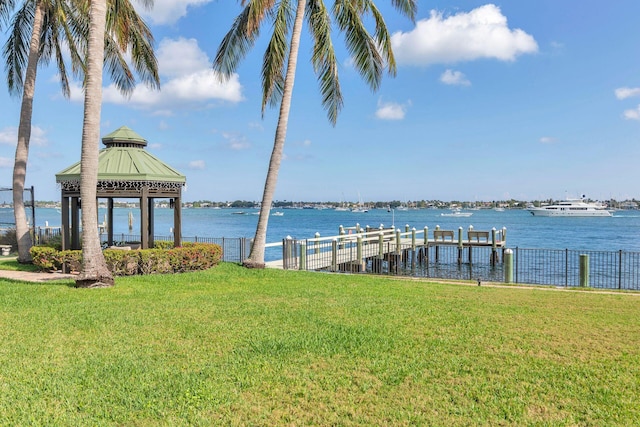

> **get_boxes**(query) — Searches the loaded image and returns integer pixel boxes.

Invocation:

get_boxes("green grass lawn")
[0,257,40,272]
[1,263,639,425]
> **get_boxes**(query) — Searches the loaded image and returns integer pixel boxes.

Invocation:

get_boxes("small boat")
[527,197,612,217]
[440,209,473,217]
[232,211,246,215]
[272,211,284,216]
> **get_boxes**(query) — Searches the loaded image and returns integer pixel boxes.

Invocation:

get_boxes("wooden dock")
[265,225,507,271]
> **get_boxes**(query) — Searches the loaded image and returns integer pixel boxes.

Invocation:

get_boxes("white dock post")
[339,225,345,249]
[504,249,513,283]
[411,228,416,250]
[331,239,338,272]
[405,224,410,233]
[395,229,401,254]
[300,242,307,271]
[580,254,590,287]
[378,232,384,259]
[314,232,320,254]
[424,226,428,245]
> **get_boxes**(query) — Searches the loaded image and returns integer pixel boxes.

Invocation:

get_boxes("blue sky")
[1,1,640,203]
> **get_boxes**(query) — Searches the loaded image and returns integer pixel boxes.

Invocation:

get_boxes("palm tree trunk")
[12,1,45,263]
[243,0,307,269]
[76,0,113,288]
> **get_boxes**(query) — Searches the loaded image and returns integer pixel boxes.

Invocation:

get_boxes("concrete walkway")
[0,269,75,283]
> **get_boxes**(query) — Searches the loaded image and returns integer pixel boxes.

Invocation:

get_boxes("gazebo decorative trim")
[55,126,186,250]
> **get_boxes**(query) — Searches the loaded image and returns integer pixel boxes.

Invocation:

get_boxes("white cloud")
[623,105,640,120]
[222,132,251,150]
[157,38,210,78]
[615,87,640,100]
[69,37,243,111]
[391,4,538,66]
[539,136,556,144]
[138,0,212,25]
[0,126,48,146]
[0,157,12,168]
[440,69,471,86]
[375,100,409,120]
[188,160,206,170]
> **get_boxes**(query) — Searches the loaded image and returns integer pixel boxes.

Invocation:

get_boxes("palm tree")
[1,0,159,263]
[214,0,417,268]
[75,0,111,287]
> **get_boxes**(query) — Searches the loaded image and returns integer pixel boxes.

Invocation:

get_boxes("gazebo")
[55,126,186,251]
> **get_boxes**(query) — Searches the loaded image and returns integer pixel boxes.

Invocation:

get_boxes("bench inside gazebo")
[55,126,186,251]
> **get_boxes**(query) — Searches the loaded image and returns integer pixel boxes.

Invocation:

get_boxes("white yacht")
[527,198,612,217]
[440,209,473,218]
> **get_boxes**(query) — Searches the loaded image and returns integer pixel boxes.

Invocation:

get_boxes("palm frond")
[104,35,135,95]
[307,0,342,124]
[107,0,160,90]
[333,0,383,92]
[364,1,395,76]
[261,0,292,114]
[0,0,17,28]
[3,1,33,96]
[214,0,274,80]
[390,0,417,21]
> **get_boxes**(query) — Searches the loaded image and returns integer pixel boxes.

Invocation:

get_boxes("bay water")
[20,207,640,261]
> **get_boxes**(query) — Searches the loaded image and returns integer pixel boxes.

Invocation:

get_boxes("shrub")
[59,250,82,273]
[29,243,223,276]
[153,240,174,250]
[169,243,223,273]
[103,250,140,276]
[138,249,173,275]
[30,246,63,272]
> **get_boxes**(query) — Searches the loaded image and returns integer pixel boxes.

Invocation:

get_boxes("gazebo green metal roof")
[55,126,186,184]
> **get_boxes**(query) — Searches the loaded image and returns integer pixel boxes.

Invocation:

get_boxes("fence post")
[331,239,338,272]
[457,227,463,265]
[300,242,307,271]
[357,236,363,271]
[579,254,590,287]
[285,236,293,270]
[491,228,497,266]
[618,250,623,290]
[504,249,513,283]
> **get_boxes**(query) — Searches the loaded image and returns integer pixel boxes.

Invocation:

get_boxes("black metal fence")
[32,230,252,264]
[283,238,640,291]
[27,229,640,290]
